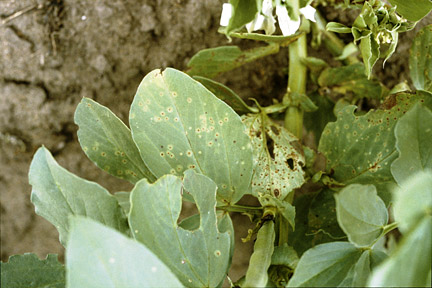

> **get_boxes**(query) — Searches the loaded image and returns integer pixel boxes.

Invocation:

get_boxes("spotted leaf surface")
[75,98,155,184]
[318,91,432,204]
[129,170,231,287]
[66,217,182,288]
[243,113,305,199]
[410,25,432,92]
[29,147,128,246]
[130,68,253,204]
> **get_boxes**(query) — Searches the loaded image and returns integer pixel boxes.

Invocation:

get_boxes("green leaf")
[130,68,253,204]
[317,63,384,100]
[410,25,432,92]
[224,0,258,35]
[66,217,182,287]
[129,170,231,287]
[326,22,352,33]
[75,98,155,183]
[318,91,432,204]
[1,254,65,288]
[304,93,336,145]
[287,242,363,287]
[388,0,432,22]
[243,221,275,287]
[393,171,432,234]
[186,44,279,78]
[243,113,305,199]
[227,31,303,46]
[193,76,256,114]
[368,216,432,287]
[29,147,128,246]
[335,184,388,247]
[259,194,296,229]
[391,104,432,185]
[360,35,380,79]
[271,244,299,269]
[113,191,130,215]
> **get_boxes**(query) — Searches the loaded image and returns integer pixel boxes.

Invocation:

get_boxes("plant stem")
[217,204,262,215]
[382,222,398,235]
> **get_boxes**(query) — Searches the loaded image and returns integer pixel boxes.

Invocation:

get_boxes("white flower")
[220,1,317,36]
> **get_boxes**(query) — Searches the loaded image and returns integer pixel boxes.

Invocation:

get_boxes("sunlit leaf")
[186,44,279,78]
[335,184,388,247]
[410,25,432,92]
[360,35,380,79]
[391,104,432,186]
[129,170,231,287]
[368,217,432,287]
[393,171,432,234]
[318,91,432,204]
[1,254,65,288]
[66,217,182,287]
[75,98,155,183]
[130,68,253,204]
[243,113,305,199]
[29,147,128,246]
[388,0,432,22]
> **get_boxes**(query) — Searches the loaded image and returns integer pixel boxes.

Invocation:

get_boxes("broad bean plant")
[2,0,432,287]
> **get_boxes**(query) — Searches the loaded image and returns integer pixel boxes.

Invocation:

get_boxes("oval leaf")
[130,68,253,204]
[335,184,388,247]
[29,147,128,246]
[1,254,65,288]
[391,104,432,186]
[129,170,231,287]
[75,97,155,183]
[410,25,432,91]
[66,217,182,288]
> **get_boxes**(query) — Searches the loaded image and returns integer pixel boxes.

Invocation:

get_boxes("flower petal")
[276,5,300,36]
[300,5,317,23]
[220,3,233,26]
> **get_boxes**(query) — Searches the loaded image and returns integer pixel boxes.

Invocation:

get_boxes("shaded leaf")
[271,244,299,269]
[223,0,258,35]
[243,113,305,199]
[75,98,155,183]
[186,44,279,78]
[391,104,432,185]
[304,92,336,145]
[388,0,432,22]
[1,254,65,288]
[130,68,253,204]
[66,217,182,287]
[244,221,275,287]
[29,147,128,246]
[129,170,231,287]
[335,184,388,247]
[193,76,256,114]
[368,217,432,287]
[113,191,130,215]
[410,25,432,91]
[393,171,432,234]
[228,31,303,46]
[317,63,384,100]
[318,91,432,204]
[259,194,296,229]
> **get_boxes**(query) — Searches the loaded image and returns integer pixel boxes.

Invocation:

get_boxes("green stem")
[382,222,398,235]
[217,204,262,215]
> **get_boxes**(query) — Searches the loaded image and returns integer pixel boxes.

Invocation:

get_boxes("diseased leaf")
[193,76,256,114]
[243,221,275,287]
[393,171,432,234]
[335,184,388,247]
[317,63,384,100]
[130,68,253,204]
[391,104,432,185]
[224,0,258,35]
[1,254,65,288]
[243,113,305,199]
[368,217,432,287]
[186,44,279,78]
[318,91,432,204]
[129,170,231,287]
[410,25,432,91]
[388,0,432,22]
[75,98,155,183]
[66,217,182,288]
[29,147,128,246]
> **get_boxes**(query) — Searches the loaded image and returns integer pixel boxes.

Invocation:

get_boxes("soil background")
[0,0,430,282]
